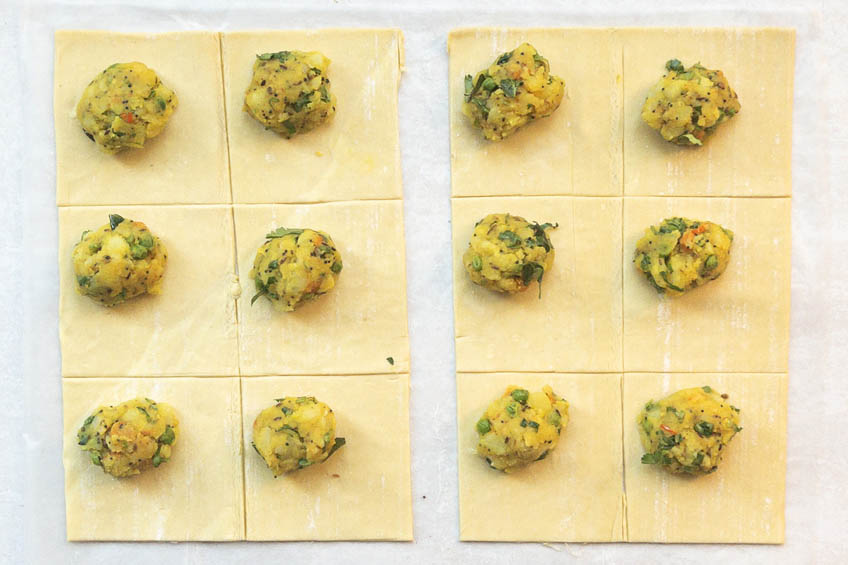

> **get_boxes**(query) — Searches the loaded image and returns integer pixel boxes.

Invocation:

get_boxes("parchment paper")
[2,0,847,563]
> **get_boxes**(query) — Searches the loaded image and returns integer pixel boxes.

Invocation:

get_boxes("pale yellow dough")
[623,372,787,543]
[449,28,622,197]
[63,377,244,541]
[452,196,622,373]
[623,197,791,373]
[54,31,230,205]
[242,374,412,541]
[234,201,409,376]
[222,29,404,203]
[59,206,239,377]
[457,372,624,542]
[622,28,795,197]
[450,27,793,546]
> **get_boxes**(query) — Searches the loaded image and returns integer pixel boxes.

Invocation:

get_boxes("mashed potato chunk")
[462,43,565,141]
[76,62,177,153]
[641,59,740,146]
[634,217,733,296]
[638,386,741,475]
[243,50,336,137]
[252,396,345,476]
[476,385,569,473]
[463,213,556,295]
[249,226,342,312]
[77,397,179,478]
[72,214,167,307]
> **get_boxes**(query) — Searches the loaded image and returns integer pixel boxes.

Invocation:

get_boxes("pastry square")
[448,28,622,197]
[241,374,412,540]
[621,28,795,197]
[234,201,409,375]
[623,372,787,543]
[54,31,231,205]
[622,197,791,373]
[452,196,622,373]
[58,205,239,377]
[62,377,244,541]
[457,372,624,542]
[222,29,404,204]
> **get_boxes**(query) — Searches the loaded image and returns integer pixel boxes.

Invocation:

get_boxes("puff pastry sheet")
[623,372,787,543]
[54,31,230,206]
[56,28,411,544]
[62,377,245,541]
[623,197,791,373]
[58,205,239,377]
[457,372,625,542]
[449,27,793,544]
[242,374,413,541]
[234,201,409,376]
[452,196,622,373]
[449,28,622,197]
[222,29,404,204]
[621,28,795,197]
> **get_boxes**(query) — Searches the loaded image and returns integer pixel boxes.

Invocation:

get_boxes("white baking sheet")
[2,0,847,563]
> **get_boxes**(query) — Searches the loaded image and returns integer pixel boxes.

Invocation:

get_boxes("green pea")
[511,389,529,403]
[131,245,149,260]
[138,233,155,248]
[704,254,718,271]
[471,255,482,271]
[476,418,491,435]
[331,261,343,274]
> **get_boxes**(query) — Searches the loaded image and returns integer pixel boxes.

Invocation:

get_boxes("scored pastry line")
[450,193,793,202]
[57,197,407,208]
[619,36,628,539]
[238,376,247,540]
[217,31,236,208]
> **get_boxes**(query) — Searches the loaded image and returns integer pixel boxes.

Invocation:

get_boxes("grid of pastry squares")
[55,29,412,541]
[449,27,793,543]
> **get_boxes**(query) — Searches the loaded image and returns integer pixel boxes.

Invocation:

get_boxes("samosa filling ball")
[252,396,346,476]
[77,397,179,478]
[463,213,556,295]
[641,59,740,146]
[243,50,337,137]
[250,227,343,312]
[72,214,167,307]
[476,386,569,473]
[462,42,565,141]
[638,386,742,475]
[76,62,178,153]
[634,217,732,296]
